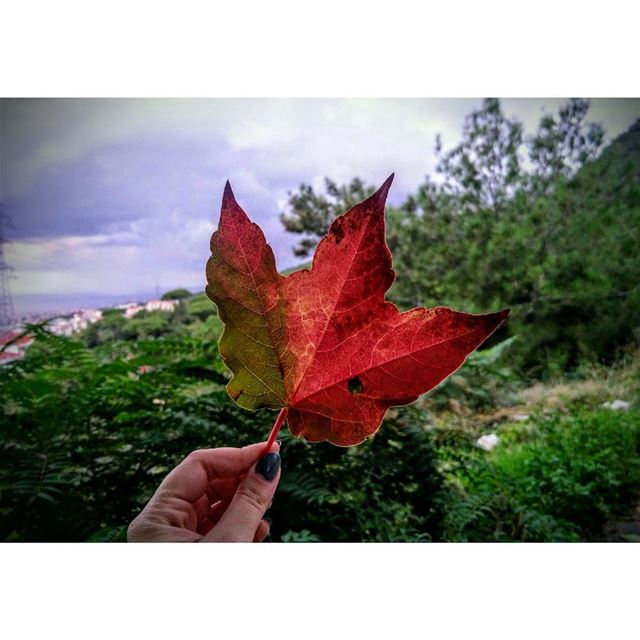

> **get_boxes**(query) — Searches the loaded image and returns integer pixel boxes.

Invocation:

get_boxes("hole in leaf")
[348,376,364,394]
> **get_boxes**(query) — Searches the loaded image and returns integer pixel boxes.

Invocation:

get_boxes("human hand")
[127,442,281,542]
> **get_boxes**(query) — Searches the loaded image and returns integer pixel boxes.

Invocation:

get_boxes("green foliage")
[0,323,231,540]
[515,122,640,374]
[162,288,192,300]
[0,324,448,542]
[121,311,176,341]
[433,97,523,213]
[270,406,444,542]
[280,529,321,542]
[280,177,376,257]
[442,410,640,541]
[79,293,222,347]
[82,311,127,346]
[428,337,520,411]
[528,98,604,193]
[185,292,218,321]
[2,321,639,542]
[282,99,639,377]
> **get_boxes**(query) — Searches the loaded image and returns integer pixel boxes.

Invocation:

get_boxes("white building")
[48,308,103,336]
[123,299,178,319]
[124,304,144,319]
[145,299,177,313]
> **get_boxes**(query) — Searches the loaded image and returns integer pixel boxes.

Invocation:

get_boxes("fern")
[279,470,335,506]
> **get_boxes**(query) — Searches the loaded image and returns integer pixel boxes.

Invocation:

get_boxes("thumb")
[202,451,281,542]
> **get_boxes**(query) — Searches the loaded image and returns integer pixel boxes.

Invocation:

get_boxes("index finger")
[158,441,280,503]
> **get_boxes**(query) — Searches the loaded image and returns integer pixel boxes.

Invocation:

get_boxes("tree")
[280,177,376,257]
[518,119,640,371]
[161,288,192,300]
[388,100,526,310]
[386,178,469,309]
[81,312,127,347]
[122,311,175,340]
[186,292,217,321]
[528,98,605,194]
[434,98,524,215]
[280,99,640,373]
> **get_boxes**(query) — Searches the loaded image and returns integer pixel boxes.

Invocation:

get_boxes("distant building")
[2,296,180,365]
[145,299,177,313]
[48,308,103,336]
[123,299,178,319]
[124,304,144,319]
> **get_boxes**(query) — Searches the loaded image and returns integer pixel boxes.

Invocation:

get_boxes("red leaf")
[206,175,508,446]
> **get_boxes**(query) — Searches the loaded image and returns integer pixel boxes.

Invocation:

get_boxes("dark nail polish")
[255,452,281,481]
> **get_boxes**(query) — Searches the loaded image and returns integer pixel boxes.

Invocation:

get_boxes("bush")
[2,325,638,542]
[443,409,640,541]
[161,288,192,300]
[0,326,447,542]
[271,406,445,542]
[427,336,521,412]
[121,311,177,340]
[185,293,217,321]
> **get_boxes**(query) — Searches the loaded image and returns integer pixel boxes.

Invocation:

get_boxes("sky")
[1,98,639,314]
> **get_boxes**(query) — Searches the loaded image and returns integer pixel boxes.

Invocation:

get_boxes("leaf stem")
[264,407,288,455]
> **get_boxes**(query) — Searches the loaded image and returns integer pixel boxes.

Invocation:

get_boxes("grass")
[425,349,640,541]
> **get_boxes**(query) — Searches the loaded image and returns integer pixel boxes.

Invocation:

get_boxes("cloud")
[8,220,214,296]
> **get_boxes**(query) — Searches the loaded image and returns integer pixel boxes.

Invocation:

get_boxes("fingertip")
[243,440,280,454]
[250,440,281,459]
[254,519,270,542]
[263,438,281,451]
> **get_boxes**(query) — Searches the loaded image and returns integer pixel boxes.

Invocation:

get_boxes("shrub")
[161,288,192,300]
[443,409,640,541]
[0,327,447,542]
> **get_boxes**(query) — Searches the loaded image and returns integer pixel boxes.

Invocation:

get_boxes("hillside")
[520,119,640,369]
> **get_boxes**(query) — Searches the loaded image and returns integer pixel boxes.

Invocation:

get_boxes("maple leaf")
[206,175,508,446]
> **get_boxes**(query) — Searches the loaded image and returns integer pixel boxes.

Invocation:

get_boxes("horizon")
[13,290,199,318]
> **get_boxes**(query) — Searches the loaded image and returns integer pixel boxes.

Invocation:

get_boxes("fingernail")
[255,452,281,481]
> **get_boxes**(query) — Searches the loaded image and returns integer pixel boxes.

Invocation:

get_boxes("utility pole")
[0,204,16,329]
